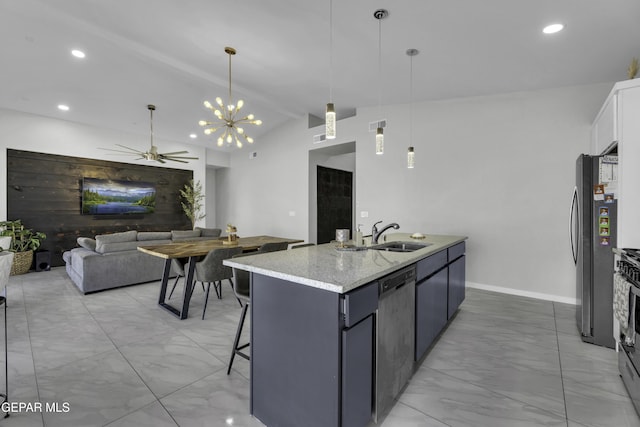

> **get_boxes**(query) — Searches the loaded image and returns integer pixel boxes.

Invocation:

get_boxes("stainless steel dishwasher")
[375,265,416,422]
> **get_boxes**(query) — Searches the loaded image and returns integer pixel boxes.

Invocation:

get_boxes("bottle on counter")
[354,224,364,247]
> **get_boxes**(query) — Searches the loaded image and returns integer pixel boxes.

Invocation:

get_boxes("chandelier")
[199,47,262,148]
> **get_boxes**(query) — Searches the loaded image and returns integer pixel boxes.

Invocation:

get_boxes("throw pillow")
[95,230,137,252]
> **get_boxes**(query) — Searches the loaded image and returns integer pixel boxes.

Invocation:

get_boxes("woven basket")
[10,250,33,276]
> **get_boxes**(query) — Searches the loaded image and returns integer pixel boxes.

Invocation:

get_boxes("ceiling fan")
[102,105,198,164]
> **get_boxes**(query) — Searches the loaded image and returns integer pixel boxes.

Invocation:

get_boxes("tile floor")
[0,268,639,426]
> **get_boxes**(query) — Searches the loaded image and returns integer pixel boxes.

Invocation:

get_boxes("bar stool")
[227,242,289,374]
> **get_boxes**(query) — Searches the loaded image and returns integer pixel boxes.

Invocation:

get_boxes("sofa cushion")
[96,241,141,254]
[171,229,201,241]
[195,227,222,238]
[138,231,172,241]
[77,237,97,251]
[95,230,137,253]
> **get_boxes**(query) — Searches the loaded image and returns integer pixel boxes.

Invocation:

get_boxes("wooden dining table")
[138,235,303,319]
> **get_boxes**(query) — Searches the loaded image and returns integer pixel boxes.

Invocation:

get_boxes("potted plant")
[0,220,46,275]
[179,179,205,229]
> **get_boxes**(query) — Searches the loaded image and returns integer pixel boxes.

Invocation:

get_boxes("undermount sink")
[369,241,431,252]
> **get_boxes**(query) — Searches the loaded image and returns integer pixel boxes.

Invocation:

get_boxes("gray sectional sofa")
[63,227,221,294]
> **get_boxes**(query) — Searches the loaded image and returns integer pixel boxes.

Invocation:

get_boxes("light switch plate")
[361,211,369,218]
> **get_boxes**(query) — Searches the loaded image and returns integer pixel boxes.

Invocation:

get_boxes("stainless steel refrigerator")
[570,154,617,348]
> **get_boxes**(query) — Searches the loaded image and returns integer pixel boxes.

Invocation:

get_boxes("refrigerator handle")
[569,186,578,265]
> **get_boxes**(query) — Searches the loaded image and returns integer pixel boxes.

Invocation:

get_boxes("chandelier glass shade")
[199,47,261,148]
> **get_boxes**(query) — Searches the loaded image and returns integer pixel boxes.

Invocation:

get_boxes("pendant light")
[406,48,419,169]
[326,0,336,139]
[374,9,388,155]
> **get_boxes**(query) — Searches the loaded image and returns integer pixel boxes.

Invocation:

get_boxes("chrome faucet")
[372,221,400,244]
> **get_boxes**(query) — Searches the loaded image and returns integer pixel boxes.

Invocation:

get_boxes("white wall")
[214,116,310,238]
[0,108,208,227]
[219,82,613,302]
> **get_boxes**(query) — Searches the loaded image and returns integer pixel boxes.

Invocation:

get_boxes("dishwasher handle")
[379,267,415,295]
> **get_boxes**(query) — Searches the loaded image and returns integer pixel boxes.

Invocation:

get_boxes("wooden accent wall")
[6,149,193,267]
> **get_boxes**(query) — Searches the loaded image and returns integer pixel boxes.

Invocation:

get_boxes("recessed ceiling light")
[57,104,70,111]
[189,133,197,139]
[543,23,564,34]
[71,49,86,58]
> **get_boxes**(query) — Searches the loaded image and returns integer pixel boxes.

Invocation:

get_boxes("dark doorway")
[317,165,353,244]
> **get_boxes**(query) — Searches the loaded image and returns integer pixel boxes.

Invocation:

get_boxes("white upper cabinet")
[591,93,617,155]
[592,79,640,155]
[596,79,640,248]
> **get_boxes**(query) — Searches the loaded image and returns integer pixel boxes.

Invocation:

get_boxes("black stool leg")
[227,279,242,307]
[227,302,249,375]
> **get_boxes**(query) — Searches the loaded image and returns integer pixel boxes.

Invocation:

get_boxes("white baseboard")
[466,281,577,305]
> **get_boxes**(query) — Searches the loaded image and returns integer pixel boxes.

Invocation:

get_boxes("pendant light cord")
[410,53,413,147]
[228,52,232,103]
[378,17,382,118]
[149,107,154,148]
[329,0,333,103]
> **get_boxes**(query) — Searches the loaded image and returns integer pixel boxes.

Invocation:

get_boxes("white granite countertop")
[224,233,467,293]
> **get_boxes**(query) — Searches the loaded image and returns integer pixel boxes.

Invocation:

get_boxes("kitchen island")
[225,233,467,427]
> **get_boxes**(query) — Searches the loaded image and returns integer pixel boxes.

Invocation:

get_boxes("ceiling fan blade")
[115,144,145,154]
[156,158,166,164]
[99,147,142,154]
[159,151,190,156]
[165,158,189,163]
[164,156,199,160]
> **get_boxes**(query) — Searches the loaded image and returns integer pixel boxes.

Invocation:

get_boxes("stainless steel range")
[614,247,640,414]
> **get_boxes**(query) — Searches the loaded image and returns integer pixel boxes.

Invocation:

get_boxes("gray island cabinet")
[225,234,466,427]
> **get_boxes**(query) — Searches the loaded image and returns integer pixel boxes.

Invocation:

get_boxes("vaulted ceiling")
[1,0,639,151]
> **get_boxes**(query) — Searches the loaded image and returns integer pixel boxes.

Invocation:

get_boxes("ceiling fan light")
[255,119,262,126]
[217,137,224,146]
[216,97,224,107]
[237,127,244,134]
[227,104,234,112]
[214,110,223,118]
[247,136,254,143]
[204,128,213,135]
[237,100,244,109]
[204,100,212,109]
[226,134,232,143]
[198,120,208,126]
